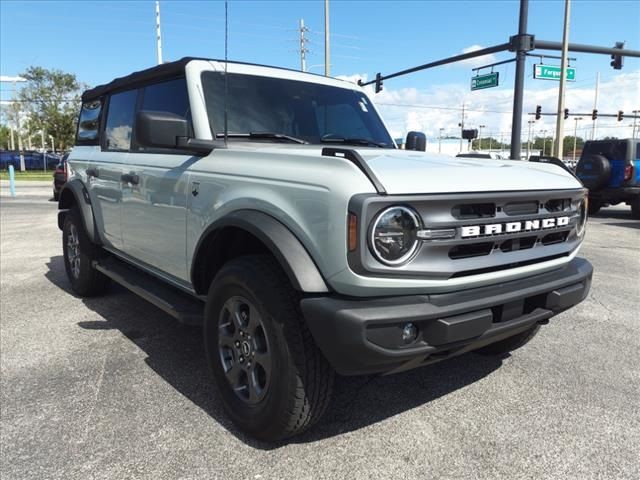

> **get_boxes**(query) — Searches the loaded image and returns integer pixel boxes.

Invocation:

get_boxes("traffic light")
[535,105,542,120]
[564,108,569,120]
[610,41,624,70]
[617,110,624,121]
[592,109,598,121]
[374,73,384,93]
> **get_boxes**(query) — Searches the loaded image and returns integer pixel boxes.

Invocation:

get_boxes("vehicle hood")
[358,150,583,194]
[241,144,583,194]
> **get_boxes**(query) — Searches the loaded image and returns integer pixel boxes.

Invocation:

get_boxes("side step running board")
[93,257,204,326]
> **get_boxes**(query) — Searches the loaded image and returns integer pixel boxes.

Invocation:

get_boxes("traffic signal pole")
[553,0,571,160]
[359,0,640,160]
[510,0,529,161]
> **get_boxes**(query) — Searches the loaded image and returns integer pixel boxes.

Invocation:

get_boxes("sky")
[1,0,639,142]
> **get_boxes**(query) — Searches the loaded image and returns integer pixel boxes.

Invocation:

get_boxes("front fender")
[191,210,329,293]
[57,179,99,244]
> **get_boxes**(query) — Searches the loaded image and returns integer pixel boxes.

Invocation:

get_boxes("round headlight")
[370,206,421,265]
[576,197,588,236]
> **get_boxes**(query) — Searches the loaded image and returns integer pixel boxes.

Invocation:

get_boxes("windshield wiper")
[216,132,308,144]
[320,135,388,148]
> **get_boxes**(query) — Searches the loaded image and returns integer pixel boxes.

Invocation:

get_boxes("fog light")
[401,323,418,344]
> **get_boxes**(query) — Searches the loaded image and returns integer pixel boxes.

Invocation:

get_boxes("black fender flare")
[57,179,99,244]
[191,210,329,293]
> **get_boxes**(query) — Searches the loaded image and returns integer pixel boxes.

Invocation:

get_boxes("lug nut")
[235,341,240,348]
[239,355,245,362]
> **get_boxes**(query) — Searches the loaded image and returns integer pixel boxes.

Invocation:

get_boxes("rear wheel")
[204,254,334,441]
[474,325,540,356]
[62,207,110,296]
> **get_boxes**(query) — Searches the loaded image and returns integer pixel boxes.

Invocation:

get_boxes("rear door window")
[105,89,138,151]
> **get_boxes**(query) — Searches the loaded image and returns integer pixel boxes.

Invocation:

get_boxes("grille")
[350,188,584,280]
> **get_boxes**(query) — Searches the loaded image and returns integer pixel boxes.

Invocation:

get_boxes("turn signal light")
[348,213,358,252]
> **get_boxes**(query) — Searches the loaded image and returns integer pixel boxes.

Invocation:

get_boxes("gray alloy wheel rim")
[66,223,81,279]
[218,295,272,405]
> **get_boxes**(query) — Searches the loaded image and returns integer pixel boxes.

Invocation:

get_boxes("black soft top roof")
[82,57,197,102]
[81,57,347,102]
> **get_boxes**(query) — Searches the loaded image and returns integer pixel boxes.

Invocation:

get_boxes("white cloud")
[457,44,498,68]
[363,70,640,143]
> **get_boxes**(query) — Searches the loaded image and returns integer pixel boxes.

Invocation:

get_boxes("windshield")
[201,71,394,148]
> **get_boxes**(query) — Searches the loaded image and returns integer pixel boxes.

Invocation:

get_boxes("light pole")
[478,125,486,150]
[438,128,444,153]
[633,110,639,139]
[541,129,548,155]
[573,117,583,162]
[48,134,55,153]
[527,120,535,160]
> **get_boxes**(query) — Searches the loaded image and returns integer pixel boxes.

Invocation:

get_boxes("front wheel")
[588,199,602,216]
[204,255,334,441]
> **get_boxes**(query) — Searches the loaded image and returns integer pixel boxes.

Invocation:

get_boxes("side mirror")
[136,110,189,149]
[405,131,426,151]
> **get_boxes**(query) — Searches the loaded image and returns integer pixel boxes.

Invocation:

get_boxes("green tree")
[0,124,11,150]
[563,135,584,157]
[17,66,85,151]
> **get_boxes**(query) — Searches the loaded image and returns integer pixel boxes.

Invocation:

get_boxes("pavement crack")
[78,353,107,444]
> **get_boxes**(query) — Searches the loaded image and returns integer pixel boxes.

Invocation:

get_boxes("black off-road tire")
[474,325,540,356]
[62,207,110,296]
[204,254,334,441]
[588,199,602,216]
[631,196,640,220]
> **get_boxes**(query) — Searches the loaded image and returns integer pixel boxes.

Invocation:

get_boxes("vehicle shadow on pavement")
[45,255,503,449]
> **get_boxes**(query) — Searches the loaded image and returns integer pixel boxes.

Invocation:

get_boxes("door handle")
[121,173,140,185]
[86,168,99,178]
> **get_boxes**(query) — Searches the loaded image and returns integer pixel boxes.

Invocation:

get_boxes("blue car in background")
[0,150,61,171]
[576,139,640,218]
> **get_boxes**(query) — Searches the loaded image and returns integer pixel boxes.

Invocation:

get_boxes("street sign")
[471,72,499,90]
[533,64,576,81]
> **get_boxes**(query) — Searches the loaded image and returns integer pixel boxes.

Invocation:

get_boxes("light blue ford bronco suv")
[58,57,593,440]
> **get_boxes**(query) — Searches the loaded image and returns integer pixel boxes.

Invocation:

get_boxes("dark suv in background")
[576,139,640,218]
[52,153,69,201]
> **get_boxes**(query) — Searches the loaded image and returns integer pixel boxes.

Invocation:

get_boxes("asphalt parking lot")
[1,180,639,480]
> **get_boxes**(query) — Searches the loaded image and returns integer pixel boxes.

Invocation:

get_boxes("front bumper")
[301,257,593,375]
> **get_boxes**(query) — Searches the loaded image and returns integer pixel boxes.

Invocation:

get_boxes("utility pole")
[541,129,548,155]
[632,110,639,139]
[40,130,46,172]
[478,124,485,150]
[324,0,330,77]
[438,127,444,153]
[573,117,583,162]
[299,19,309,72]
[459,102,465,153]
[592,72,599,140]
[553,0,571,159]
[155,1,163,65]
[510,0,529,160]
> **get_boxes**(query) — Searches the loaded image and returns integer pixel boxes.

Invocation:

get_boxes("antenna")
[224,0,228,145]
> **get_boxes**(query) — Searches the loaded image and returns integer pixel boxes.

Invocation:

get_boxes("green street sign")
[471,72,499,91]
[533,64,576,81]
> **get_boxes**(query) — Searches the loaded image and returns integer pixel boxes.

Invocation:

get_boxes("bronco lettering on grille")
[460,216,570,238]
